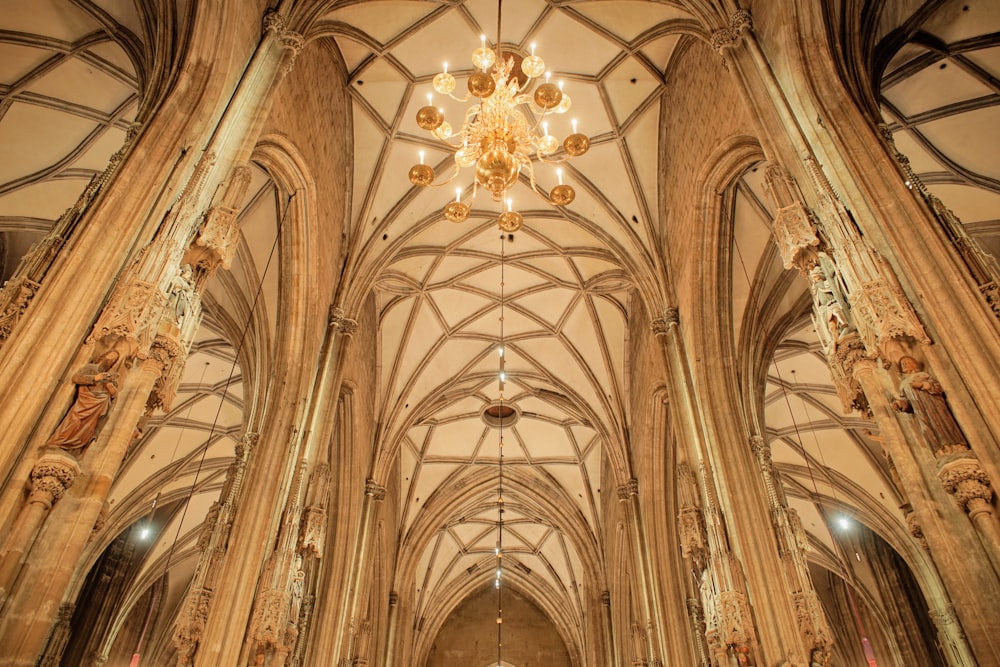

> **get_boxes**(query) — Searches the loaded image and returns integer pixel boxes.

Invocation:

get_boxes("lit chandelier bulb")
[521,42,545,78]
[416,92,444,130]
[408,150,435,186]
[472,34,496,70]
[554,82,571,113]
[563,118,589,156]
[433,61,456,94]
[534,72,562,110]
[498,197,523,232]
[549,167,575,206]
[537,121,557,155]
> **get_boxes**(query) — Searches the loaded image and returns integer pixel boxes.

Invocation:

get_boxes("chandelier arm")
[536,153,570,165]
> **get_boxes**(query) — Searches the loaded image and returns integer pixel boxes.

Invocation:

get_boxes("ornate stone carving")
[617,478,639,501]
[364,478,386,501]
[938,455,994,520]
[601,590,611,606]
[716,589,755,649]
[146,333,188,413]
[186,165,252,275]
[389,591,399,606]
[263,9,288,34]
[851,276,930,353]
[773,204,821,273]
[29,453,80,508]
[828,331,870,415]
[0,278,39,343]
[173,587,212,665]
[87,268,163,351]
[711,10,753,52]
[300,462,331,556]
[678,505,708,569]
[651,306,679,336]
[902,505,928,551]
[330,307,359,336]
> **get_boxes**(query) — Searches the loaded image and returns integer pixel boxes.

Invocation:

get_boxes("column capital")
[651,307,679,336]
[938,454,994,519]
[330,306,359,336]
[364,478,386,501]
[710,10,753,53]
[29,451,80,508]
[617,478,639,501]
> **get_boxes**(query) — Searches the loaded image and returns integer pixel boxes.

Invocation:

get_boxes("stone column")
[0,356,163,666]
[331,480,386,663]
[197,307,356,665]
[0,452,79,603]
[617,478,665,665]
[851,358,1000,663]
[382,592,399,667]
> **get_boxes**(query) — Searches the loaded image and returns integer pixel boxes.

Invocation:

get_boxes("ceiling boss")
[408,24,589,233]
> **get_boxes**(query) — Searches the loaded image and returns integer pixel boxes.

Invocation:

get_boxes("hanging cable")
[732,199,876,663]
[495,230,506,667]
[150,192,296,636]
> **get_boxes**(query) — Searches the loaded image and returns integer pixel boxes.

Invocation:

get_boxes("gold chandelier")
[407,32,589,233]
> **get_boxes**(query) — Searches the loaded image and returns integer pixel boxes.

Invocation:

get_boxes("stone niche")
[426,586,571,667]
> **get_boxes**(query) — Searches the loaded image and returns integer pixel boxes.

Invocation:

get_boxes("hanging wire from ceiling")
[130,187,294,665]
[495,230,506,667]
[730,185,878,664]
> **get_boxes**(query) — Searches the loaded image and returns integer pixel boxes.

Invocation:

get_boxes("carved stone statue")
[45,350,120,451]
[167,264,196,324]
[289,554,305,624]
[893,356,967,456]
[810,264,849,341]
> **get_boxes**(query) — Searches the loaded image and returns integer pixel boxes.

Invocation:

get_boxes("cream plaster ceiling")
[1,0,998,652]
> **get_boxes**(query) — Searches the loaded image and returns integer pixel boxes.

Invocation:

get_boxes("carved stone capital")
[262,9,287,34]
[938,456,994,518]
[651,306,679,335]
[364,478,386,501]
[330,307,359,336]
[617,478,639,501]
[710,10,753,53]
[29,452,80,508]
[281,31,305,54]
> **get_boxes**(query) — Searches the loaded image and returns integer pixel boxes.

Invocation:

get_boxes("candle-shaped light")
[572,118,578,134]
[557,168,564,185]
[456,187,462,203]
[419,150,425,165]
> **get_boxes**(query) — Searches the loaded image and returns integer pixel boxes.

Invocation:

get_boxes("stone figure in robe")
[168,264,196,324]
[893,356,967,456]
[45,350,120,451]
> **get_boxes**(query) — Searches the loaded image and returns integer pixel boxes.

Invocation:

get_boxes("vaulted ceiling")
[1,0,998,654]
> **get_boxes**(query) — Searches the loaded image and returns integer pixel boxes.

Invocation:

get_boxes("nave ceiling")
[0,0,999,657]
